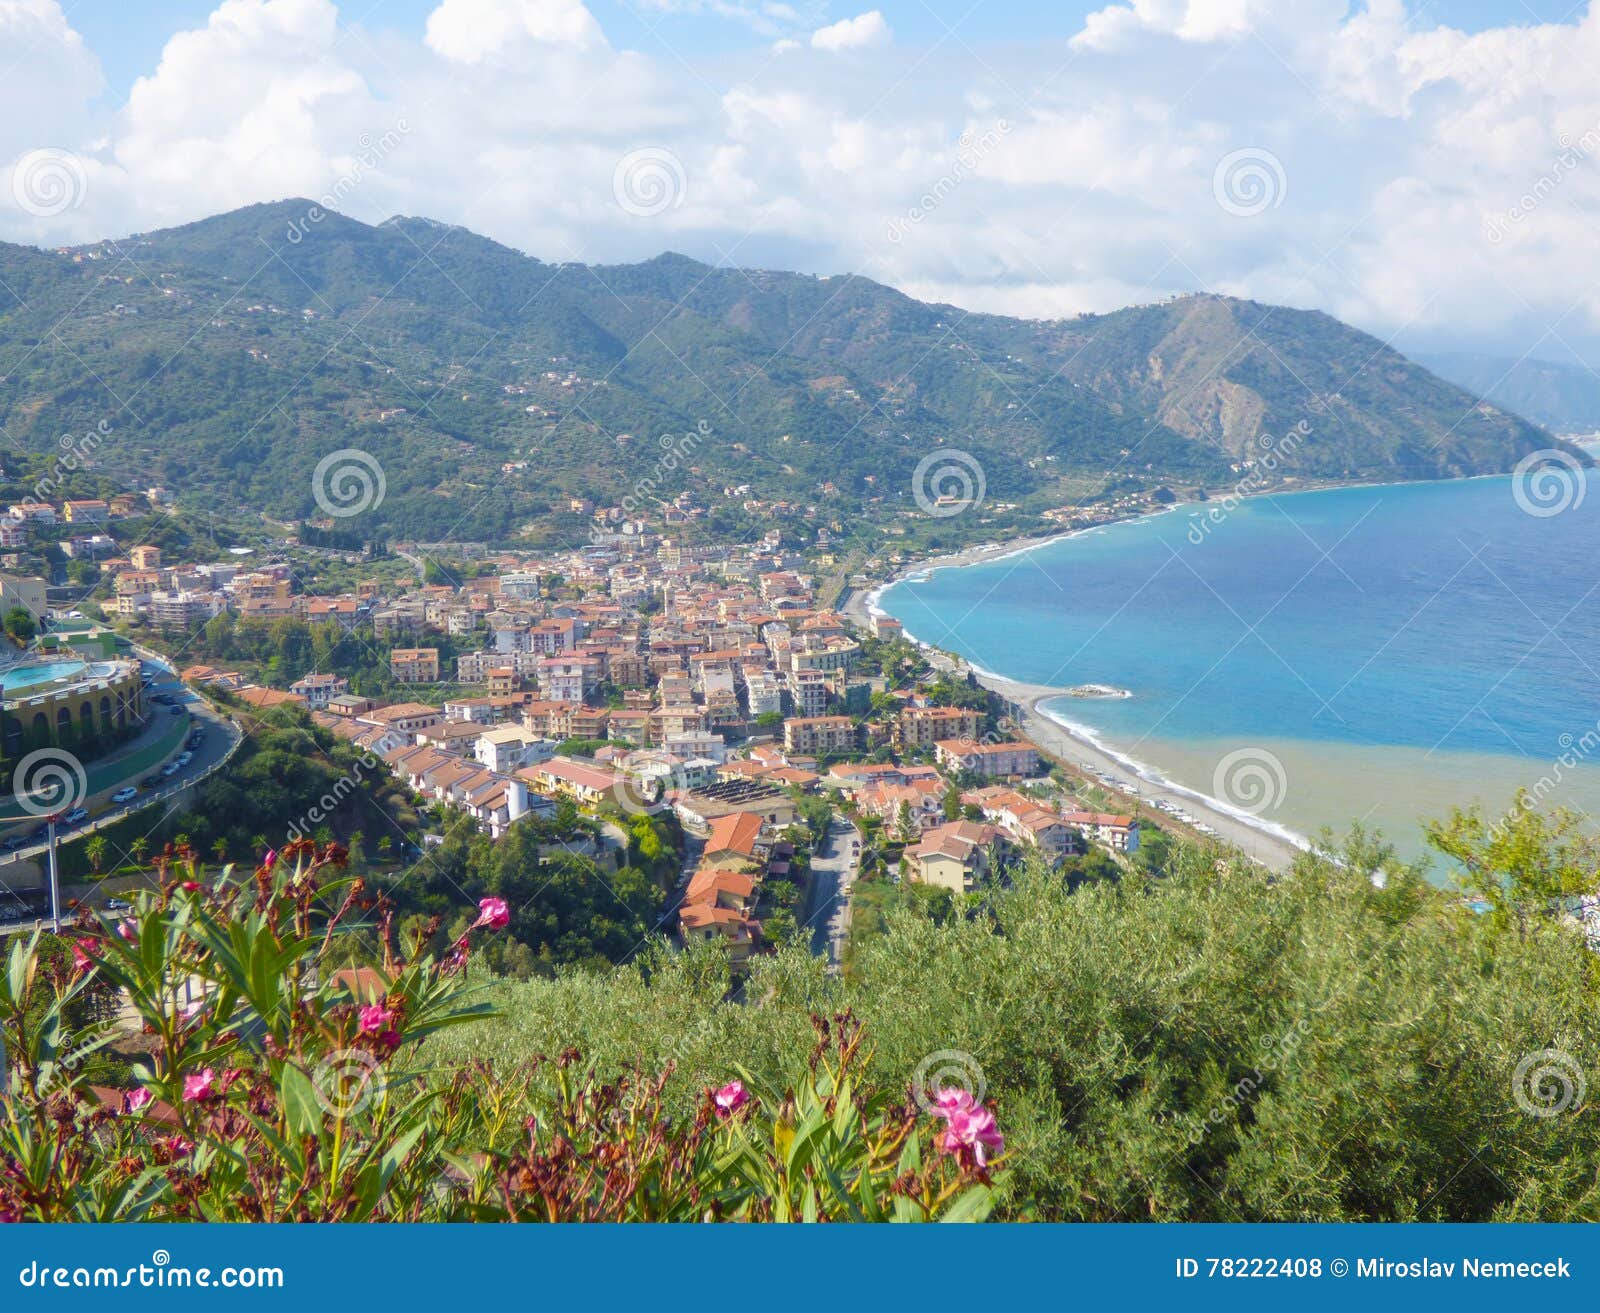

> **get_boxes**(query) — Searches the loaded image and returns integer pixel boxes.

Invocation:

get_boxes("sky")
[4,0,1600,363]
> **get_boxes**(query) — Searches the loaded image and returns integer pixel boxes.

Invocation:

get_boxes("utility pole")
[46,812,61,934]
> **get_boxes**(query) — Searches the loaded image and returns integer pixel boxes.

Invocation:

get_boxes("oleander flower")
[713,1080,750,1116]
[123,1088,152,1114]
[930,1087,976,1118]
[359,1004,395,1035]
[115,920,137,942]
[70,941,95,973]
[182,1068,216,1103]
[262,849,277,871]
[472,896,510,930]
[935,1103,1004,1167]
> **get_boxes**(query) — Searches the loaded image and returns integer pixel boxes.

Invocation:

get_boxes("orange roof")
[235,685,303,708]
[705,811,763,858]
[686,867,756,903]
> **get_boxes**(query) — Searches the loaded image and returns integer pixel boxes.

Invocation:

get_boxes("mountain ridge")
[0,200,1571,545]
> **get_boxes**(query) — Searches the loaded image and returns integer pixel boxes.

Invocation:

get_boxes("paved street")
[806,815,861,969]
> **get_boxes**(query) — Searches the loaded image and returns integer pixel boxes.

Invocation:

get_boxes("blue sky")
[8,1,1600,362]
[60,0,1586,96]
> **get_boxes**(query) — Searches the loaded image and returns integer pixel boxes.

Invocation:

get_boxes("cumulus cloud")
[424,0,605,62]
[811,10,890,52]
[8,0,1600,360]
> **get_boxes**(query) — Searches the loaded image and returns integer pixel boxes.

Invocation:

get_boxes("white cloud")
[11,0,1600,360]
[424,0,605,62]
[811,10,889,52]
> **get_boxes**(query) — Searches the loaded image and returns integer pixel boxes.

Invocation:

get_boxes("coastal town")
[0,488,1162,964]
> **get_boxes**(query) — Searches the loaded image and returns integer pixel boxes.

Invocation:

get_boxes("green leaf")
[279,1063,324,1138]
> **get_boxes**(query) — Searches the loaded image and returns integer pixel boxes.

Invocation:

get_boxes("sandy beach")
[841,532,1310,873]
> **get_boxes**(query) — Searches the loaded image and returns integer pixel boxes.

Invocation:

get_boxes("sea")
[875,471,1600,865]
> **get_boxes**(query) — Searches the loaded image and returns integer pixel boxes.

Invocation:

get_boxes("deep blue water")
[880,474,1600,772]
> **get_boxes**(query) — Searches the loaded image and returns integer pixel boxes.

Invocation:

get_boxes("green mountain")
[1417,351,1600,435]
[0,201,1567,543]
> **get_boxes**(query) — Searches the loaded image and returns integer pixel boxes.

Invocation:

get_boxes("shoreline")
[836,483,1416,873]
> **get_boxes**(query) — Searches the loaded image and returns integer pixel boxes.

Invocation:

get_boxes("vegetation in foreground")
[4,796,1599,1222]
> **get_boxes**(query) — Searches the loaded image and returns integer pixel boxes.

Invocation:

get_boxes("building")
[358,702,443,736]
[1061,811,1141,853]
[0,574,47,622]
[934,739,1039,779]
[474,725,554,774]
[519,756,619,806]
[783,715,857,757]
[129,545,162,570]
[870,615,903,640]
[905,821,1006,894]
[289,672,350,710]
[62,499,109,525]
[898,705,982,750]
[390,648,440,684]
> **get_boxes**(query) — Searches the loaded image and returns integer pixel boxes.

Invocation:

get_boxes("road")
[806,815,861,969]
[0,657,242,924]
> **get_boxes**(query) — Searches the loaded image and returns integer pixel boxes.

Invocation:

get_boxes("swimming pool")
[0,659,89,693]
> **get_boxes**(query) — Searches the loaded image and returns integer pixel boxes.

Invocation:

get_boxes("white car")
[111,787,138,803]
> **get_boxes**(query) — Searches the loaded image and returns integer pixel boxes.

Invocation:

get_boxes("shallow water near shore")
[878,474,1600,863]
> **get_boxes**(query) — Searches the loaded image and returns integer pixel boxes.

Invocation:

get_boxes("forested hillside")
[0,201,1567,543]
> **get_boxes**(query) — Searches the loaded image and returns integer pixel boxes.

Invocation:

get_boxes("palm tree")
[211,837,228,863]
[84,834,107,874]
[129,836,148,865]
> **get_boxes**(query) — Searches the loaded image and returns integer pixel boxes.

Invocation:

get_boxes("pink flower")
[262,849,277,871]
[71,941,95,974]
[930,1087,976,1118]
[115,920,137,942]
[935,1103,1004,1167]
[472,896,510,931]
[358,1004,395,1035]
[712,1080,750,1117]
[181,1068,216,1103]
[180,881,200,892]
[161,1134,193,1158]
[123,1088,152,1114]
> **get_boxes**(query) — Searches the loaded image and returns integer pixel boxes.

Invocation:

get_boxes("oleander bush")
[0,842,1002,1222]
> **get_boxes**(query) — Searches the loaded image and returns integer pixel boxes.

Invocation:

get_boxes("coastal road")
[806,815,861,969]
[0,661,243,927]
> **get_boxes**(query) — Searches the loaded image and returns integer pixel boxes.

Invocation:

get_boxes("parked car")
[111,786,138,803]
[105,898,132,912]
[1,835,25,852]
[161,762,180,778]
[140,775,162,790]
[177,752,193,767]
[62,808,88,826]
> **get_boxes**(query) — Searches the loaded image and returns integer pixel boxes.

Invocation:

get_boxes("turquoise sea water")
[877,474,1600,861]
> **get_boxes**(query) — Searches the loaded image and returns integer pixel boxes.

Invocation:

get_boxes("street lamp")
[45,811,61,934]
